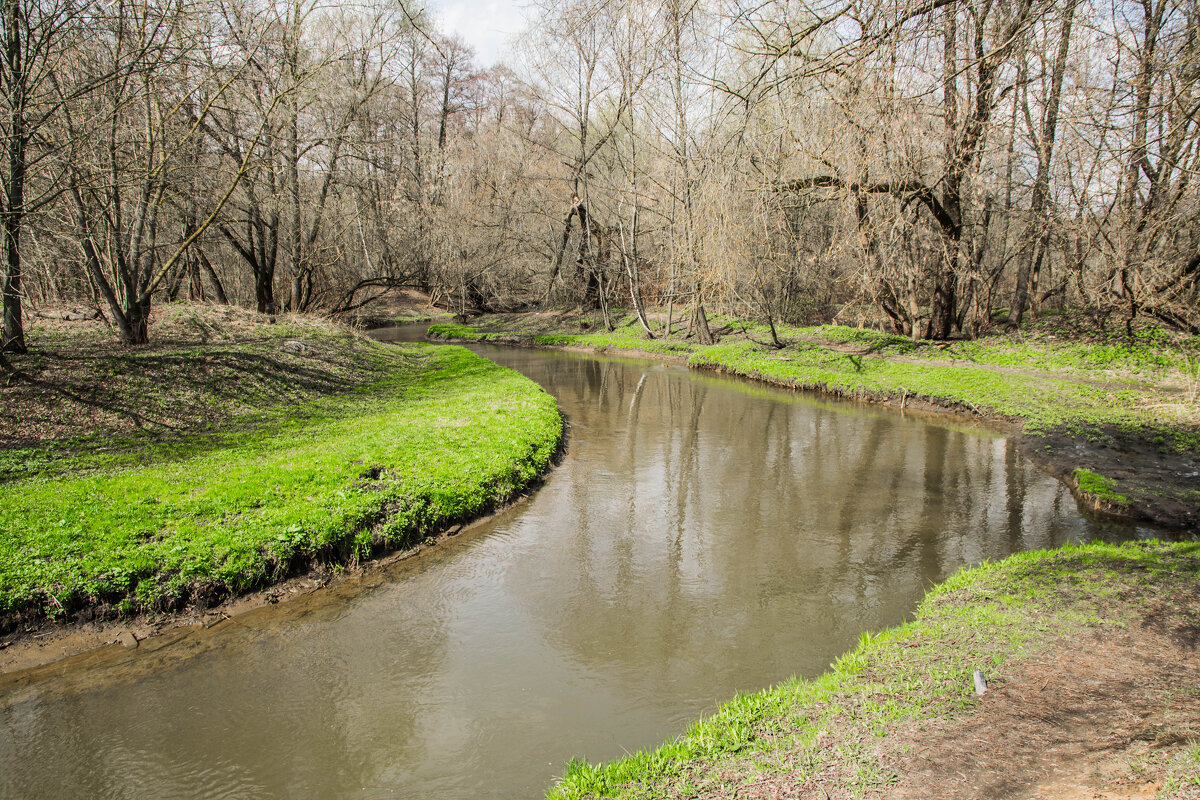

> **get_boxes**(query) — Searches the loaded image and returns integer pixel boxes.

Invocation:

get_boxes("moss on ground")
[0,308,563,627]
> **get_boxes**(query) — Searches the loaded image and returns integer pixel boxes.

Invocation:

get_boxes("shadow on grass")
[0,339,416,481]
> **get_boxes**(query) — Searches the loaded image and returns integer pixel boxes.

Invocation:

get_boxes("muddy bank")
[429,318,1199,531]
[0,485,552,675]
[1021,426,1199,529]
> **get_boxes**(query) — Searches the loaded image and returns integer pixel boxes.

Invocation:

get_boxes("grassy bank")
[430,311,1199,527]
[0,306,562,629]
[547,540,1200,799]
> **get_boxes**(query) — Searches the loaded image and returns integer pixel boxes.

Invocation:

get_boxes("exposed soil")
[348,287,453,328]
[1022,427,1200,530]
[0,490,537,675]
[670,582,1200,800]
[878,603,1200,800]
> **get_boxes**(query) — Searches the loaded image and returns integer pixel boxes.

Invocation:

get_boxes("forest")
[1,0,1197,353]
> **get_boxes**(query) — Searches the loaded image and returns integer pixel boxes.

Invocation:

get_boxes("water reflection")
[0,337,1146,799]
[487,348,1122,703]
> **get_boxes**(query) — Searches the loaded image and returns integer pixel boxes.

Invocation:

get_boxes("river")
[0,329,1148,798]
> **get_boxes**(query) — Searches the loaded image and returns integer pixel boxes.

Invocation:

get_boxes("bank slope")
[547,540,1200,799]
[430,313,1199,528]
[0,335,562,630]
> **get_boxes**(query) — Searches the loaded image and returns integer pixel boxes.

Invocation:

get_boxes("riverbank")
[548,539,1200,799]
[429,310,1200,529]
[0,305,563,655]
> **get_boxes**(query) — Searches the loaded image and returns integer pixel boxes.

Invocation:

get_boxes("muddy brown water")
[0,328,1151,799]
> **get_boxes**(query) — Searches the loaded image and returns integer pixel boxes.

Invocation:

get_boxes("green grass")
[1074,468,1130,505]
[435,310,1198,530]
[686,338,1144,433]
[432,315,1197,436]
[0,335,406,484]
[0,342,562,620]
[3,307,423,482]
[1161,743,1200,794]
[547,540,1200,799]
[802,322,1198,378]
[805,324,923,355]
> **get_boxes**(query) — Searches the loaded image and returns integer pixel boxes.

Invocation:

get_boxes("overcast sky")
[432,0,527,67]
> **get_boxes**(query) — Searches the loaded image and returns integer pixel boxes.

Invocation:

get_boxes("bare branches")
[7,0,1199,348]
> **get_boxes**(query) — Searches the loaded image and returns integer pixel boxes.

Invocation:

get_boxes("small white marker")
[973,669,987,696]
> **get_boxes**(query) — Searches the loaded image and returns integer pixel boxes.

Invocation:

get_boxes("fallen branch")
[34,309,100,321]
[738,322,786,349]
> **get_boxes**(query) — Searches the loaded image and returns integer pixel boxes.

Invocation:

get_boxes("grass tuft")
[1073,468,1130,506]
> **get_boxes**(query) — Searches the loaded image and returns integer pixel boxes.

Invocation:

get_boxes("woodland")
[0,0,1197,353]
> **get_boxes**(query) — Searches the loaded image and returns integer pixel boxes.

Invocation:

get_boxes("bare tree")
[1,0,130,351]
[59,0,280,343]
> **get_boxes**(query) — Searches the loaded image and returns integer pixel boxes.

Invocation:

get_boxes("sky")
[431,0,528,67]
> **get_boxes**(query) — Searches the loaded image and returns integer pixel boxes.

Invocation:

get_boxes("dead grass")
[0,303,390,451]
[880,611,1200,800]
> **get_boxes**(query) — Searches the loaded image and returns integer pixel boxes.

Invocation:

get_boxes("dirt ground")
[880,601,1200,799]
[695,610,1199,800]
[346,287,451,327]
[716,591,1200,800]
[1021,427,1200,530]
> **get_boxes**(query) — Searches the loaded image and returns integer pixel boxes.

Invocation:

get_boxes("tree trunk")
[119,295,152,345]
[256,269,275,314]
[576,202,601,310]
[620,213,654,339]
[0,238,22,353]
[288,100,303,312]
[0,202,23,353]
[186,252,203,301]
[692,297,715,345]
[928,5,960,342]
[1,0,26,354]
[197,250,228,305]
[1012,0,1077,327]
[927,260,958,340]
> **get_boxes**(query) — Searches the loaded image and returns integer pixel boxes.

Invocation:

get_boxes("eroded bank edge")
[429,325,1195,530]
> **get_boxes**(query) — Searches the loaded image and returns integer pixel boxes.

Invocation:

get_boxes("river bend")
[0,334,1144,799]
